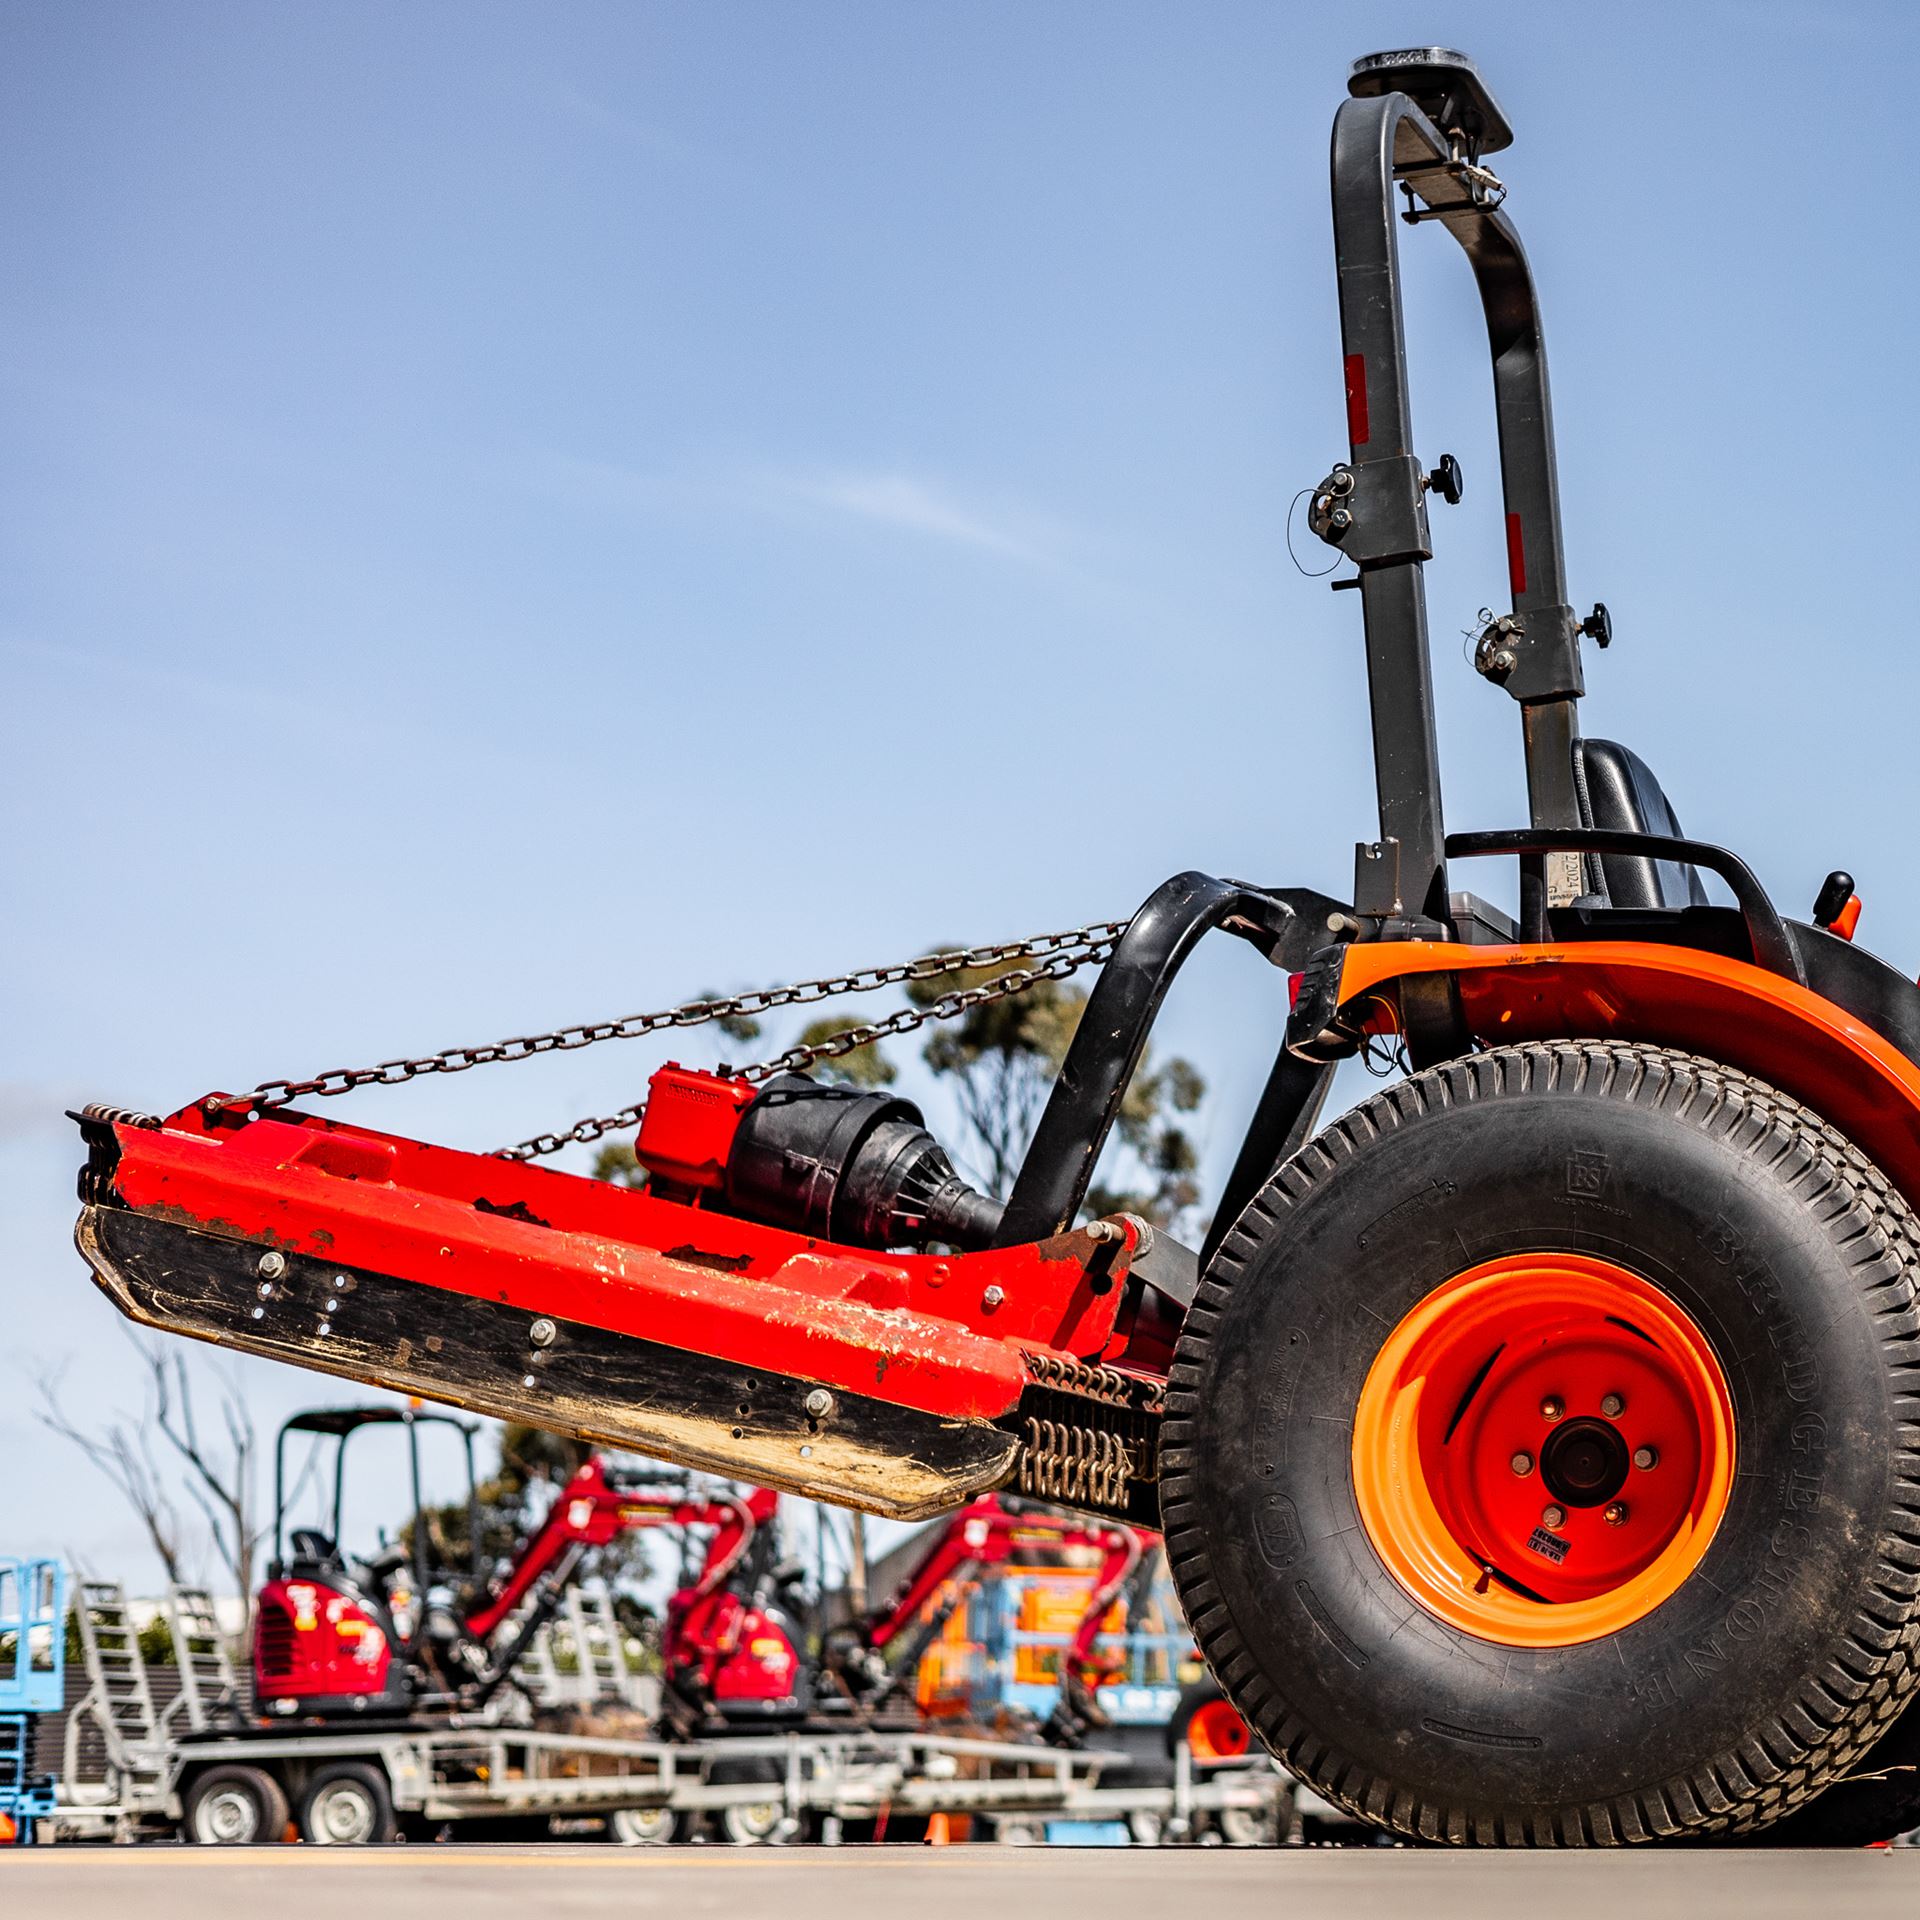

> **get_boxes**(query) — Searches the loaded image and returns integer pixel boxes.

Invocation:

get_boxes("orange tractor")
[71,48,1920,1845]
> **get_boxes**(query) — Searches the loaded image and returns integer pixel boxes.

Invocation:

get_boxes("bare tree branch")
[32,1362,187,1584]
[148,1341,259,1597]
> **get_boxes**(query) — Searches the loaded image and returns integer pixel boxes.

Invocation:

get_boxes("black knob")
[1425,454,1463,505]
[1580,603,1612,648]
[1812,871,1856,929]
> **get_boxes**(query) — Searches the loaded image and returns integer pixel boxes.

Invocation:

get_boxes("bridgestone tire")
[297,1761,397,1845]
[184,1764,289,1845]
[1162,1042,1920,1846]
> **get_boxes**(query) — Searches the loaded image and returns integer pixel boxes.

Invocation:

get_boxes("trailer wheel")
[1164,1678,1251,1762]
[184,1765,289,1845]
[608,1805,678,1846]
[297,1762,397,1845]
[1163,1042,1920,1846]
[720,1799,785,1845]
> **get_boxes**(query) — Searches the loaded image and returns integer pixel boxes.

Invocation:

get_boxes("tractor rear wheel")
[1162,1041,1920,1845]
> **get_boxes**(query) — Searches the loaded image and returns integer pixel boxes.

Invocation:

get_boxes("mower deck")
[74,1103,1165,1522]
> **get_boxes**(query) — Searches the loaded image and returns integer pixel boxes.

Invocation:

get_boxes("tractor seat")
[1572,738,1709,910]
[288,1527,342,1569]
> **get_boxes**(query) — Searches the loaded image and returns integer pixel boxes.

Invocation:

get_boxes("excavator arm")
[464,1462,766,1641]
[864,1494,1142,1657]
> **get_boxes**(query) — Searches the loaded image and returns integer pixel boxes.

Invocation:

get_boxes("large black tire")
[1162,1042,1920,1846]
[183,1764,289,1845]
[297,1761,397,1845]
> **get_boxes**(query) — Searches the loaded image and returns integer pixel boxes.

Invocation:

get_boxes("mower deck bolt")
[257,1251,287,1280]
[1633,1446,1658,1470]
[804,1388,835,1419]
[1510,1452,1533,1475]
[1603,1502,1629,1526]
[982,1285,1006,1311]
[1541,1505,1566,1530]
[528,1316,558,1348]
[1600,1392,1626,1418]
[1540,1396,1564,1422]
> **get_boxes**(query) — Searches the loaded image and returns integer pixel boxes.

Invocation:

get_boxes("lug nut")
[1603,1502,1629,1526]
[1510,1452,1533,1476]
[1600,1392,1626,1418]
[1632,1446,1658,1471]
[804,1388,835,1419]
[1539,1396,1564,1422]
[528,1316,557,1348]
[257,1251,287,1280]
[1541,1505,1566,1530]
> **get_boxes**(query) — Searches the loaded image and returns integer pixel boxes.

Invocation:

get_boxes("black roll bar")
[1329,54,1590,925]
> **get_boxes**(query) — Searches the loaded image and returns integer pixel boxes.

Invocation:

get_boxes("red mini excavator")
[74,48,1920,1846]
[252,1402,775,1722]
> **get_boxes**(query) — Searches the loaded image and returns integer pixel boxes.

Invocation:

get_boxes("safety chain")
[496,927,1124,1161]
[212,919,1127,1157]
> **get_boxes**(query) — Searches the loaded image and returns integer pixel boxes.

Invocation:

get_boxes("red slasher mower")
[72,49,1920,1846]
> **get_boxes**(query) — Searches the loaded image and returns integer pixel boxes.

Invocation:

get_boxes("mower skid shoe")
[76,1204,1018,1521]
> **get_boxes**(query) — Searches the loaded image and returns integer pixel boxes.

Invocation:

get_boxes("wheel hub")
[1540,1416,1629,1509]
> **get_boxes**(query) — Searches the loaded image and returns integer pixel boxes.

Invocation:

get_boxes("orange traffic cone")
[926,1812,951,1847]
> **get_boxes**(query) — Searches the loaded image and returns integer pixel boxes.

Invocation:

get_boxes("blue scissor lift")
[0,1558,67,1844]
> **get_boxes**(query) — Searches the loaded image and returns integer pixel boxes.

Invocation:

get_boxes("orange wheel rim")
[1187,1697,1251,1760]
[1351,1254,1735,1648]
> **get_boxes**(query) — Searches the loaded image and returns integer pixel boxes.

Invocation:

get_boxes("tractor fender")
[1335,939,1920,1214]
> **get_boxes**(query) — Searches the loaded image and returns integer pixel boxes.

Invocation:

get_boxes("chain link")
[217,918,1128,1159]
[495,927,1122,1161]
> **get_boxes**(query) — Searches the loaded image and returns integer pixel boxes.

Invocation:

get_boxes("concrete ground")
[2,1846,1913,1919]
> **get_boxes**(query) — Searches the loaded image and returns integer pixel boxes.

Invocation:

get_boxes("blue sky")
[7,1,1919,1587]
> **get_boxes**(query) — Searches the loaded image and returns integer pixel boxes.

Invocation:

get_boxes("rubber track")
[1161,1040,1920,1846]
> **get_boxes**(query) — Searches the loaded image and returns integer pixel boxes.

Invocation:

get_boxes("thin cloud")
[760,468,1052,564]
[527,451,1075,574]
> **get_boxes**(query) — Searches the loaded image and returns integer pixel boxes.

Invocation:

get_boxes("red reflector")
[1343,354,1369,447]
[1832,894,1862,942]
[1505,514,1527,595]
